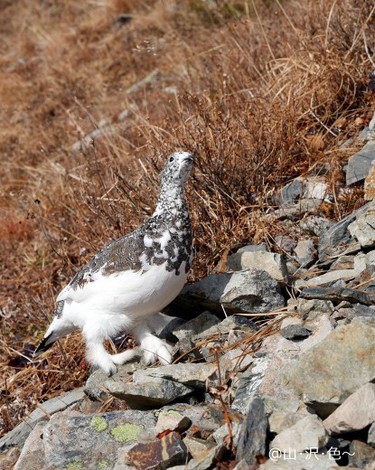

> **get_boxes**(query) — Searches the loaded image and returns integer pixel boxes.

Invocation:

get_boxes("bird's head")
[161,151,194,187]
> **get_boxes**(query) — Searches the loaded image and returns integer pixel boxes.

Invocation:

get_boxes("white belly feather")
[59,262,187,334]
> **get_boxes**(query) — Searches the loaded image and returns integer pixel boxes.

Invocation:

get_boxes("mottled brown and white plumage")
[34,151,194,375]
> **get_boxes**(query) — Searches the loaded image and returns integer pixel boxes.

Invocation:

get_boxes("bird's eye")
[169,156,174,162]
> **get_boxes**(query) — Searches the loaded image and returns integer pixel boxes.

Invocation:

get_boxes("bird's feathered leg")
[132,321,173,365]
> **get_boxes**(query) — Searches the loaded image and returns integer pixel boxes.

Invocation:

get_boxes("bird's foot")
[111,348,138,365]
[141,335,173,365]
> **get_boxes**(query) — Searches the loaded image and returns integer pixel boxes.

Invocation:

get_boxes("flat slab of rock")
[227,251,288,283]
[15,410,157,470]
[133,363,218,389]
[299,287,372,306]
[105,375,194,409]
[280,324,312,340]
[236,397,267,465]
[295,268,362,289]
[270,415,328,454]
[127,432,188,469]
[176,268,285,314]
[346,141,375,185]
[284,318,375,416]
[0,387,85,453]
[348,201,375,248]
[323,382,375,434]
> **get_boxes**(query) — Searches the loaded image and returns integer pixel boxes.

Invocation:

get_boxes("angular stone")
[85,359,141,401]
[16,410,157,470]
[295,269,362,289]
[0,387,85,453]
[346,141,375,185]
[270,415,328,454]
[284,318,375,416]
[318,207,368,260]
[127,432,188,470]
[0,447,20,469]
[183,437,215,460]
[133,363,218,389]
[13,423,45,470]
[155,411,192,435]
[297,298,335,320]
[236,397,267,465]
[349,440,375,468]
[178,269,285,314]
[232,357,270,415]
[227,251,288,283]
[280,324,312,340]
[186,444,226,470]
[106,376,194,409]
[299,287,372,306]
[323,383,375,434]
[368,421,375,447]
[268,409,311,434]
[294,239,317,268]
[348,201,375,248]
[173,312,220,341]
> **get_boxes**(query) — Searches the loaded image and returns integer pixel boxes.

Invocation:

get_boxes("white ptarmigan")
[34,151,193,375]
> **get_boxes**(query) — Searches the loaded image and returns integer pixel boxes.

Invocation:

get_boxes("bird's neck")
[153,182,186,217]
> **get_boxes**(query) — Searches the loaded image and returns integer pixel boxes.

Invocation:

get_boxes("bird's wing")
[56,227,148,304]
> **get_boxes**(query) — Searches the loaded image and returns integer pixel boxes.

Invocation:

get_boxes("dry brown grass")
[1,0,375,436]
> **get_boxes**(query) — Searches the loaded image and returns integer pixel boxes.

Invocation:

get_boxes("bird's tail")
[34,316,75,357]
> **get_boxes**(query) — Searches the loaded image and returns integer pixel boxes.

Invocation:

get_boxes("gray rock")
[280,177,328,205]
[237,243,268,253]
[183,437,215,461]
[268,409,312,434]
[155,411,192,435]
[300,216,333,237]
[299,287,372,306]
[295,268,362,289]
[236,397,268,465]
[232,357,270,415]
[13,422,45,470]
[127,432,189,470]
[133,363,218,389]
[331,255,355,270]
[279,324,312,340]
[16,410,157,470]
[177,269,285,315]
[173,312,220,341]
[368,421,375,447]
[349,440,375,468]
[346,141,375,185]
[0,387,85,453]
[284,318,375,416]
[280,178,304,204]
[270,415,328,454]
[318,207,365,260]
[274,199,323,220]
[227,251,288,283]
[297,298,335,320]
[186,444,226,470]
[348,201,375,247]
[212,422,241,446]
[323,383,375,435]
[274,235,297,253]
[294,239,317,268]
[105,375,194,409]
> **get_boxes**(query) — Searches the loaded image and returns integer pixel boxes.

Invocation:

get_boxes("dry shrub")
[1,0,375,435]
